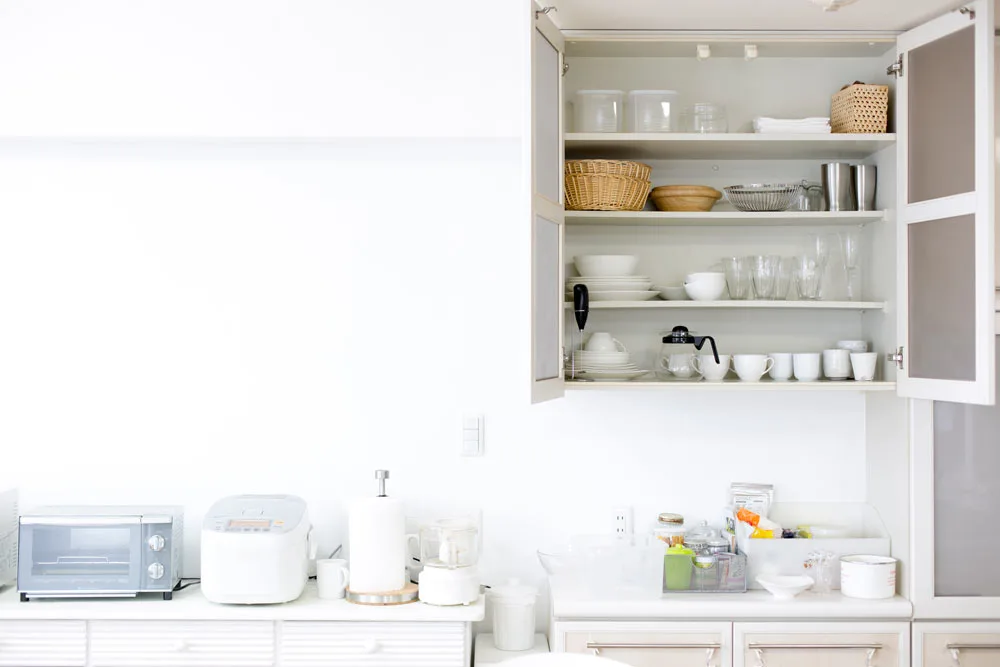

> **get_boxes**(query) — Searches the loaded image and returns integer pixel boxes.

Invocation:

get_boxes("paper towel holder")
[376,469,389,497]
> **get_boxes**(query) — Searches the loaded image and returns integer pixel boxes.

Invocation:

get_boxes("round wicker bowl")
[650,185,723,212]
[565,174,650,211]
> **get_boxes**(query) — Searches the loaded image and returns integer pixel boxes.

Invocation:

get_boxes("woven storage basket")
[565,173,650,211]
[565,159,652,182]
[831,83,889,133]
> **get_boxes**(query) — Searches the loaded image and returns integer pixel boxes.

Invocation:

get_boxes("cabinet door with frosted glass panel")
[531,2,565,404]
[895,0,995,405]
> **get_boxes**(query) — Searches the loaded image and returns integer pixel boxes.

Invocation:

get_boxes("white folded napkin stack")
[754,117,832,134]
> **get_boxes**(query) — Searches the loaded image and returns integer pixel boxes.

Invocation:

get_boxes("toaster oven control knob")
[147,562,165,580]
[147,535,166,552]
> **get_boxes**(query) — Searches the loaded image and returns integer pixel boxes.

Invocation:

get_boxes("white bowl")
[756,574,814,600]
[658,286,689,301]
[684,279,727,301]
[574,255,640,277]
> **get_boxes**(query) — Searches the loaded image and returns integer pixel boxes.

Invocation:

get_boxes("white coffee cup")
[317,558,350,600]
[585,332,627,353]
[662,352,698,379]
[851,352,878,382]
[768,353,794,381]
[793,353,822,381]
[836,340,869,354]
[823,348,851,380]
[733,354,774,382]
[693,354,731,381]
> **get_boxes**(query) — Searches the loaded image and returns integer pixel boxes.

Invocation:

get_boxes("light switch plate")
[461,415,484,457]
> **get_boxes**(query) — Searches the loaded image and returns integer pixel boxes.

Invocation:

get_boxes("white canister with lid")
[489,579,538,651]
[840,555,897,599]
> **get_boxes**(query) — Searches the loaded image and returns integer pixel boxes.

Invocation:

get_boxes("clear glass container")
[419,518,479,569]
[574,90,624,133]
[657,334,702,381]
[678,103,728,133]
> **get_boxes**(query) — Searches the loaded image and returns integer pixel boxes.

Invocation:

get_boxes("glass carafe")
[657,334,700,381]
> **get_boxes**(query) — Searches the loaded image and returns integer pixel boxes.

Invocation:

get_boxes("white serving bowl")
[684,272,727,301]
[574,255,639,277]
[658,285,689,301]
[756,574,814,600]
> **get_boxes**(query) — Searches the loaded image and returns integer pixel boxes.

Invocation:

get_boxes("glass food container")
[419,518,479,569]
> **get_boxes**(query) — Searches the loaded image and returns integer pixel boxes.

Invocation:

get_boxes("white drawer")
[280,621,467,667]
[557,621,733,667]
[0,620,86,667]
[734,622,909,667]
[90,620,275,667]
[914,622,1000,667]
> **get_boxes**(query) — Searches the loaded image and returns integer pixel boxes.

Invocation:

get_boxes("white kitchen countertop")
[0,582,485,622]
[552,588,913,621]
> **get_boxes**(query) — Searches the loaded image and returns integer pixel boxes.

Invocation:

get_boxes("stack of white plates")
[565,277,659,302]
[566,349,649,381]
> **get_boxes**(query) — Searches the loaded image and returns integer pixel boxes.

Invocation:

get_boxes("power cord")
[173,578,201,592]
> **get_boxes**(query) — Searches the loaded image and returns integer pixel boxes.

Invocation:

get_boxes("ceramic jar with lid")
[653,513,685,546]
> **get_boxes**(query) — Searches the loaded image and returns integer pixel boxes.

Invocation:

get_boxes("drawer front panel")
[739,631,903,667]
[0,620,86,667]
[90,620,275,667]
[921,632,1000,667]
[563,623,731,667]
[280,621,466,667]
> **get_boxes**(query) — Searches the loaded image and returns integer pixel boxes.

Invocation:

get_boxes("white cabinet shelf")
[565,211,886,227]
[565,133,897,160]
[564,300,886,311]
[567,380,896,392]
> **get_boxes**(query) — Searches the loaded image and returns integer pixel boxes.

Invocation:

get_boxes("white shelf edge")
[566,380,896,391]
[563,300,886,311]
[564,210,886,227]
[566,132,897,143]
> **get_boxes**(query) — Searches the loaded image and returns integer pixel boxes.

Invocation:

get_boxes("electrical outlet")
[612,506,633,537]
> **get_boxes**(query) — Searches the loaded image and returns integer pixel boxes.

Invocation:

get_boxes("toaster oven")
[17,506,183,601]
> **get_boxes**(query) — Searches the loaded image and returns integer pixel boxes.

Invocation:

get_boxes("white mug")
[793,353,822,381]
[693,354,731,381]
[851,352,878,382]
[585,332,627,353]
[317,558,350,600]
[733,354,774,382]
[768,353,794,382]
[823,348,851,380]
[836,340,868,378]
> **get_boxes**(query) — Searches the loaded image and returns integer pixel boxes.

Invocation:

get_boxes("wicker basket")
[565,173,650,211]
[565,159,652,182]
[831,83,889,134]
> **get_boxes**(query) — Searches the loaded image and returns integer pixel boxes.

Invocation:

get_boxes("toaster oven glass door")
[18,520,142,593]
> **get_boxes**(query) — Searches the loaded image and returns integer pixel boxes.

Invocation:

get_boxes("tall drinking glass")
[751,255,780,300]
[794,255,825,301]
[723,256,752,300]
[839,230,862,301]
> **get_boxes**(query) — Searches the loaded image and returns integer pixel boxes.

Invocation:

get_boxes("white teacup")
[585,332,627,353]
[851,352,878,381]
[823,348,851,380]
[317,558,350,600]
[793,353,822,381]
[733,354,774,382]
[693,354,731,381]
[769,353,794,381]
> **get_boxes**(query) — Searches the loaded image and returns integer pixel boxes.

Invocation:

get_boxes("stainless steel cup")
[821,163,856,212]
[852,165,877,211]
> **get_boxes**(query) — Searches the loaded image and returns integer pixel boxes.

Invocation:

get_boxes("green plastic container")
[663,545,695,591]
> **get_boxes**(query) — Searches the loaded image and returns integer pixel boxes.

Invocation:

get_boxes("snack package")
[728,482,774,517]
[736,507,761,527]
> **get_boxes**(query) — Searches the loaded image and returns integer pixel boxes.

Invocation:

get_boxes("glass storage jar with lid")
[654,512,685,546]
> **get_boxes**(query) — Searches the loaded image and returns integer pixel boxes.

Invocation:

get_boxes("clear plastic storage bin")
[628,90,679,132]
[574,90,624,132]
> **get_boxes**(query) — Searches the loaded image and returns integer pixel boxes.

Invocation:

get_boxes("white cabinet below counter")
[0,620,86,667]
[557,621,732,667]
[914,622,1000,667]
[734,622,909,667]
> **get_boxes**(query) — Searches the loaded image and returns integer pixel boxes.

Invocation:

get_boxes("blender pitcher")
[415,517,481,606]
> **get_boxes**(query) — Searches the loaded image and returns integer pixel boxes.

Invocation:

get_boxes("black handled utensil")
[573,284,590,333]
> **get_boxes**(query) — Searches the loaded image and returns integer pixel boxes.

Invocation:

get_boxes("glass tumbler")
[751,255,780,300]
[775,256,796,300]
[794,254,825,300]
[723,256,752,300]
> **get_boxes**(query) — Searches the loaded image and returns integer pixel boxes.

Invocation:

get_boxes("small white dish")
[756,574,814,600]
[587,290,660,302]
[658,286,690,301]
[573,369,648,381]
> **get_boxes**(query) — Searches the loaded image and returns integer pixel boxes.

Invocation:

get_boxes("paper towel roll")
[349,495,406,593]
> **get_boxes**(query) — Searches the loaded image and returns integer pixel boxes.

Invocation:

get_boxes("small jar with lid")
[653,513,685,547]
[684,521,721,554]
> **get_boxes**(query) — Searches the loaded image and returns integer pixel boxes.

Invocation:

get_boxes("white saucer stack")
[567,255,659,302]
[567,349,648,382]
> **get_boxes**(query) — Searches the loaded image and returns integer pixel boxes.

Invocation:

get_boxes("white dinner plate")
[566,280,653,292]
[586,291,661,302]
[573,369,649,381]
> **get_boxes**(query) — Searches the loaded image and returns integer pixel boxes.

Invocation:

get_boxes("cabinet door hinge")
[535,5,557,19]
[562,62,569,77]
[959,6,976,20]
[887,347,905,370]
[886,54,903,78]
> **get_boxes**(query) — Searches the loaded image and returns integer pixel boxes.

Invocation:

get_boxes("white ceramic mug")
[768,353,794,381]
[793,353,822,381]
[851,352,878,382]
[836,340,868,378]
[317,558,350,600]
[585,332,627,352]
[692,354,731,381]
[823,348,851,380]
[733,354,774,382]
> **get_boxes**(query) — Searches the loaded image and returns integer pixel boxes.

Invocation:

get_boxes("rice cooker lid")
[204,494,307,534]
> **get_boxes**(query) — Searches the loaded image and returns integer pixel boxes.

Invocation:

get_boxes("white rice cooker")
[201,494,315,604]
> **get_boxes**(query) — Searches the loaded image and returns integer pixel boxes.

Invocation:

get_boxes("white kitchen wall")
[0,0,870,603]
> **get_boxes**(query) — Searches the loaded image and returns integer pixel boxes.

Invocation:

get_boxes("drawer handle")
[749,643,882,667]
[172,640,190,653]
[946,644,1000,667]
[586,643,721,667]
[362,639,381,655]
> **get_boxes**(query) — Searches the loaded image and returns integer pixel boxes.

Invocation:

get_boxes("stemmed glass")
[839,230,861,301]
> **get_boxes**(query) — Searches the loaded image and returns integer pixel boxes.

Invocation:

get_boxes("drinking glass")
[751,255,780,300]
[809,233,831,269]
[794,254,825,301]
[723,256,752,300]
[839,230,862,301]
[775,256,795,300]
